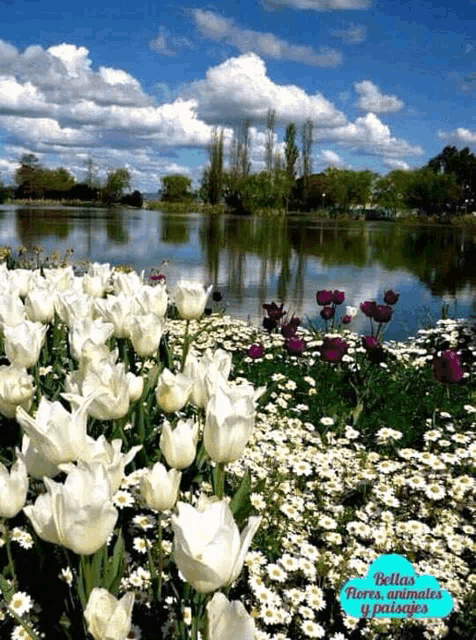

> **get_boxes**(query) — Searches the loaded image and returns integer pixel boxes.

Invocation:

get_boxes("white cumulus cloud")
[261,0,371,10]
[354,80,404,114]
[180,52,347,127]
[438,128,476,144]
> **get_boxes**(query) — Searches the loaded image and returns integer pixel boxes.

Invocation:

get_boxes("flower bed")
[0,249,474,639]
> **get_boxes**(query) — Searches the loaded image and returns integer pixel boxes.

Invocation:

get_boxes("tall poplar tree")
[265,109,276,174]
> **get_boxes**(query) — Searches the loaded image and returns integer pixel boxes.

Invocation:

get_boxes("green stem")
[3,602,40,640]
[215,462,226,500]
[157,514,163,601]
[180,320,190,371]
[4,521,17,588]
[79,554,94,606]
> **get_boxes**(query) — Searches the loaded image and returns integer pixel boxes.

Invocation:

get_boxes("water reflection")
[1,204,476,343]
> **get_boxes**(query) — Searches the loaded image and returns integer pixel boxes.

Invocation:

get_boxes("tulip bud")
[207,592,255,640]
[175,280,213,320]
[248,344,264,359]
[155,368,193,413]
[25,287,56,323]
[0,456,28,519]
[320,306,335,321]
[84,589,135,640]
[432,350,465,383]
[140,462,181,511]
[129,313,165,358]
[204,383,255,464]
[0,363,34,419]
[4,321,48,369]
[384,290,400,305]
[171,499,261,593]
[159,418,198,469]
[316,290,333,306]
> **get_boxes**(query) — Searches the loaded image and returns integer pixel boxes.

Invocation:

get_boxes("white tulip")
[155,368,193,413]
[0,455,28,519]
[0,363,34,419]
[23,460,118,555]
[159,418,199,469]
[129,313,165,358]
[20,434,60,479]
[7,269,33,298]
[171,498,261,593]
[112,271,144,296]
[204,383,255,464]
[65,362,135,421]
[0,293,26,336]
[133,282,167,318]
[55,291,93,326]
[93,293,133,339]
[84,588,135,640]
[15,392,99,466]
[69,317,115,361]
[175,280,213,320]
[43,266,75,292]
[140,462,181,511]
[4,320,48,368]
[207,592,255,640]
[74,435,142,493]
[24,286,56,323]
[183,348,232,409]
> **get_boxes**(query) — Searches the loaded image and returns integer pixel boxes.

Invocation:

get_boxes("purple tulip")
[248,344,265,359]
[373,305,393,323]
[319,337,349,363]
[384,290,400,305]
[281,323,298,339]
[263,301,286,321]
[432,350,465,383]
[263,317,278,332]
[316,290,333,306]
[362,335,380,350]
[320,306,335,321]
[285,337,306,356]
[332,290,345,305]
[342,315,352,324]
[360,301,378,318]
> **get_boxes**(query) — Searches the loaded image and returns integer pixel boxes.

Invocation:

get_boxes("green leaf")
[351,401,364,426]
[0,573,15,602]
[105,530,125,596]
[230,471,252,520]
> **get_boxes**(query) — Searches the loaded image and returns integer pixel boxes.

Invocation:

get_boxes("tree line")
[159,112,476,217]
[0,155,144,207]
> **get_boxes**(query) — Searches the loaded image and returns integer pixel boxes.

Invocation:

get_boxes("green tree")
[160,174,194,202]
[301,119,314,210]
[0,178,6,204]
[265,109,276,173]
[101,168,131,204]
[427,145,476,212]
[203,127,225,204]
[14,154,43,198]
[374,170,414,216]
[405,168,461,216]
[284,123,299,183]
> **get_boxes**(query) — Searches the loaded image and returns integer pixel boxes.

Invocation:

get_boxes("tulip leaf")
[230,470,252,522]
[0,573,15,602]
[159,333,173,372]
[351,401,364,426]
[105,529,125,596]
[139,363,163,408]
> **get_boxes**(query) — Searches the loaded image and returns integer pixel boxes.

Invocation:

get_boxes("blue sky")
[0,0,475,193]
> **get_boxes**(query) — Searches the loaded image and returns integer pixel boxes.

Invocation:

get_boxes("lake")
[1,204,476,345]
